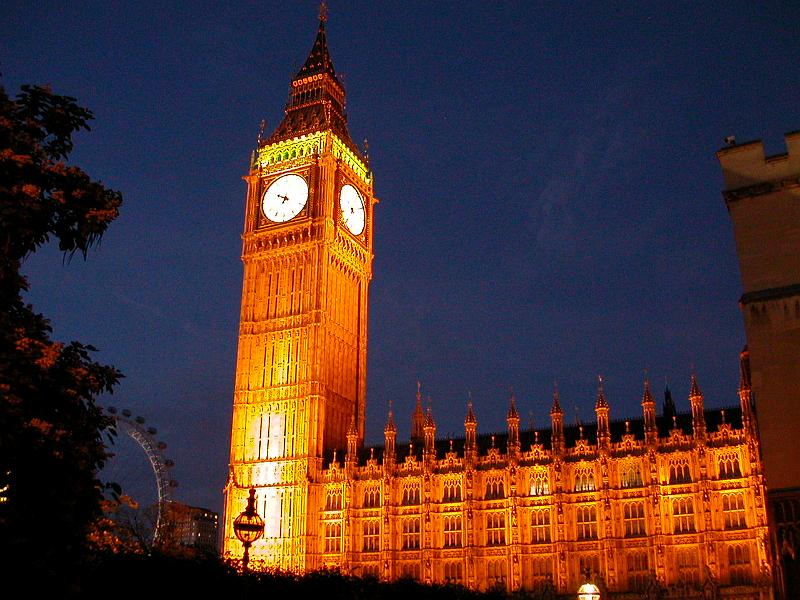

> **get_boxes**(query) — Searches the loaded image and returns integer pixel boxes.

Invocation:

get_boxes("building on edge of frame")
[222,10,774,599]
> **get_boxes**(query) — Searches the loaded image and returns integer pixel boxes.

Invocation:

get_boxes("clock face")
[339,184,365,235]
[262,174,308,223]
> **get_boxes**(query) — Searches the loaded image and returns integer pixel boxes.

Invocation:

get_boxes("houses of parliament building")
[223,9,797,600]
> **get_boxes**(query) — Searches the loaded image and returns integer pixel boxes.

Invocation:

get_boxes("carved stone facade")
[305,372,772,598]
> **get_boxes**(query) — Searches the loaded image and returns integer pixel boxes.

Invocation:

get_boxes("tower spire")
[550,384,564,456]
[265,8,362,157]
[595,376,610,448]
[642,374,657,445]
[411,381,425,441]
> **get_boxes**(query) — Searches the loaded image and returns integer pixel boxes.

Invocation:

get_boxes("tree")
[0,83,123,587]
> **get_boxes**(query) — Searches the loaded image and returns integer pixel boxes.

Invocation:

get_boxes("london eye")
[101,406,178,545]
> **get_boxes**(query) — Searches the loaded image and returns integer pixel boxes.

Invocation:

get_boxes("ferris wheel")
[101,406,178,545]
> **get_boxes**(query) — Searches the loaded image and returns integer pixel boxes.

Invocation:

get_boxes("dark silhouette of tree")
[0,83,123,589]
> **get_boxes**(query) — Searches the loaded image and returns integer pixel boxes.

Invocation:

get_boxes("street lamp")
[233,488,264,572]
[577,581,601,600]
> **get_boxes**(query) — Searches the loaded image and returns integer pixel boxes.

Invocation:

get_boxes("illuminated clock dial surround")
[339,184,365,235]
[262,174,309,223]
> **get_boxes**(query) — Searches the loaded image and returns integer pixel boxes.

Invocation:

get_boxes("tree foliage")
[0,83,123,585]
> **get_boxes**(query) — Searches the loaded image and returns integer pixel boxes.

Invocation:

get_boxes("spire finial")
[258,119,266,144]
[465,393,476,424]
[319,0,328,23]
[595,375,608,409]
[385,399,395,431]
[642,373,654,405]
[551,382,562,414]
[690,372,702,398]
[507,388,519,420]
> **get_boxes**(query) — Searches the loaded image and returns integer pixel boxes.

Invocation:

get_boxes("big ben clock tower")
[222,8,375,571]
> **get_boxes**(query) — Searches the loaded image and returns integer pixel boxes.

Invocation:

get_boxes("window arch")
[443,478,462,503]
[672,497,695,533]
[620,462,643,488]
[530,508,551,543]
[669,458,692,484]
[486,512,506,545]
[363,486,380,508]
[486,476,505,500]
[402,484,420,505]
[530,470,550,496]
[624,502,646,537]
[718,452,742,479]
[728,545,751,584]
[324,522,341,553]
[325,488,342,511]
[723,493,746,529]
[576,505,597,540]
[443,515,462,548]
[401,517,421,550]
[362,520,380,552]
[574,467,596,492]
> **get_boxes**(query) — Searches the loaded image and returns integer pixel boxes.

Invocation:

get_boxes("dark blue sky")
[2,1,798,518]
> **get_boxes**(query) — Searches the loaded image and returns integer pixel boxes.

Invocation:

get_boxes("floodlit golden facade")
[224,13,775,598]
[222,12,374,572]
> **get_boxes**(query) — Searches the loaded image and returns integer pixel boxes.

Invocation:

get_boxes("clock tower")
[222,10,375,571]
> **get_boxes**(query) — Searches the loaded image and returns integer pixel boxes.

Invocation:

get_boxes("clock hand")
[278,193,289,203]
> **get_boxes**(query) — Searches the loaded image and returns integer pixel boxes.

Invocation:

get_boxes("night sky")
[2,2,798,519]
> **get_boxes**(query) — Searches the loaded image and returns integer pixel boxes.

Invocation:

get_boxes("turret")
[346,415,358,470]
[411,382,425,442]
[738,346,754,433]
[595,376,610,449]
[464,397,477,456]
[423,402,436,459]
[384,403,396,466]
[550,386,564,455]
[642,377,657,445]
[595,377,610,444]
[689,374,706,440]
[506,392,520,456]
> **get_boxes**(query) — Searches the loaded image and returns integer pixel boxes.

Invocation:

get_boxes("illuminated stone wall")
[302,383,772,597]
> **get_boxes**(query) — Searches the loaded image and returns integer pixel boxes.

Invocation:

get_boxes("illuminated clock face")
[262,174,308,223]
[339,184,365,235]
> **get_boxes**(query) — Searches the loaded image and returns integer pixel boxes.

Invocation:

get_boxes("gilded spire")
[595,375,608,409]
[507,389,519,420]
[384,400,396,433]
[642,375,654,406]
[465,394,477,424]
[295,4,337,81]
[550,384,563,415]
[425,399,435,428]
[265,7,361,157]
[689,373,703,398]
[412,382,425,439]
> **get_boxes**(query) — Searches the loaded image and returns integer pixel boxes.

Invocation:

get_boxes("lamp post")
[233,488,264,573]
